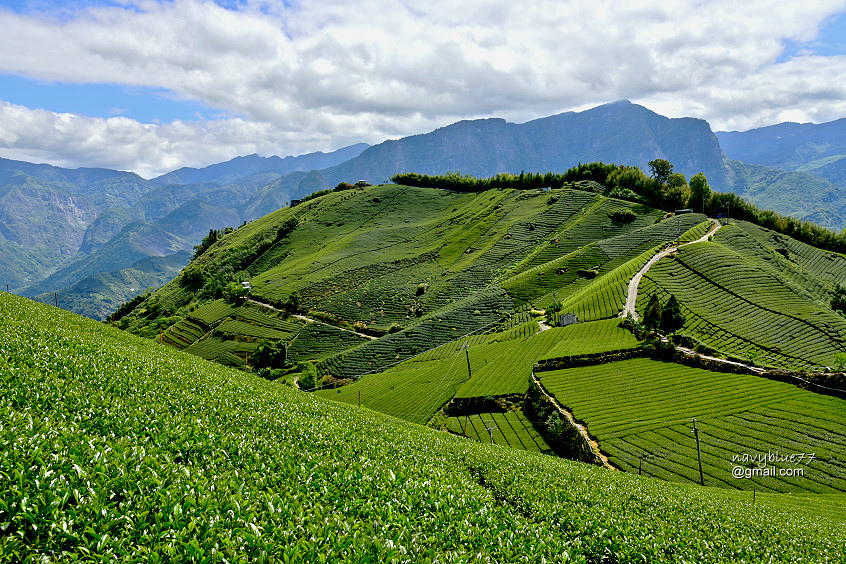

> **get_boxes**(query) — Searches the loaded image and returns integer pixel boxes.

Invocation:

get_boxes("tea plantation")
[639,221,846,369]
[116,184,713,378]
[2,293,845,562]
[538,357,846,493]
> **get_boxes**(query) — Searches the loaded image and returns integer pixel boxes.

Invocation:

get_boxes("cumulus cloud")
[1,0,846,173]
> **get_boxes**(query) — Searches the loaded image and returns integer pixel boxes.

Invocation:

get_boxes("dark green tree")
[192,228,220,259]
[831,283,846,315]
[667,173,687,189]
[179,264,206,290]
[250,338,287,370]
[223,281,249,304]
[648,159,673,185]
[664,173,690,209]
[297,361,319,390]
[689,173,711,211]
[661,295,685,333]
[643,294,663,331]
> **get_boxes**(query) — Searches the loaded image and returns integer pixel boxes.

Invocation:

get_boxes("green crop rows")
[447,412,551,453]
[121,185,718,381]
[639,235,846,369]
[554,247,658,322]
[316,357,470,425]
[678,219,715,243]
[538,319,640,361]
[539,357,846,493]
[455,327,569,398]
[3,293,846,561]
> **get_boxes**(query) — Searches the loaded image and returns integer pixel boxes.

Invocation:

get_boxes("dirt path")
[246,298,378,340]
[530,372,615,471]
[537,320,552,331]
[621,219,721,320]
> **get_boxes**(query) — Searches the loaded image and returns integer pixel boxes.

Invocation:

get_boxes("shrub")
[609,209,637,223]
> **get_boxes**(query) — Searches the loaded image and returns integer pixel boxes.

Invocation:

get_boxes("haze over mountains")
[3,100,846,320]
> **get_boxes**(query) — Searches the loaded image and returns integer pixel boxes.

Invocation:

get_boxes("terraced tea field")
[638,233,846,369]
[539,358,846,493]
[5,293,846,561]
[446,411,551,453]
[317,356,471,424]
[538,318,639,360]
[163,299,310,366]
[322,319,644,437]
[123,184,714,378]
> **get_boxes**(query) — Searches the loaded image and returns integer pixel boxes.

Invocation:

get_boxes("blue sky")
[1,0,845,177]
[0,74,220,123]
[778,11,846,61]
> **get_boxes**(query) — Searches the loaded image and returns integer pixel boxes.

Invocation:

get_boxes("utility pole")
[692,419,705,486]
[463,415,468,437]
[55,292,58,308]
[464,342,472,379]
[358,391,361,409]
[485,420,497,444]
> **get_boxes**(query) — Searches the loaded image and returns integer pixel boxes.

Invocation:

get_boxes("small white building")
[558,313,578,327]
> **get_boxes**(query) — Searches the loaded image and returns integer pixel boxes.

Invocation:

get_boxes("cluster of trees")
[831,283,846,316]
[192,227,235,260]
[391,161,708,210]
[392,166,614,193]
[643,294,685,334]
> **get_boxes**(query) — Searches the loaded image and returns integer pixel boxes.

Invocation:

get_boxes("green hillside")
[2,293,845,561]
[638,220,846,369]
[119,182,705,373]
[113,178,846,500]
[122,178,846,376]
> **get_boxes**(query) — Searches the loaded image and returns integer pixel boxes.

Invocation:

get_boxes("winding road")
[621,219,721,321]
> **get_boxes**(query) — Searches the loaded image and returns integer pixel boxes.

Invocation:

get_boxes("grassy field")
[3,293,846,562]
[539,357,846,494]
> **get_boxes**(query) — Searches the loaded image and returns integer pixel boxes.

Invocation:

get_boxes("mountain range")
[3,100,846,319]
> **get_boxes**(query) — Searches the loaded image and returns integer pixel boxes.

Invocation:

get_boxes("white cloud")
[1,0,846,173]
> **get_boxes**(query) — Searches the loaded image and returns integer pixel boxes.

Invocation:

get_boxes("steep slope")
[119,182,693,373]
[2,292,844,561]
